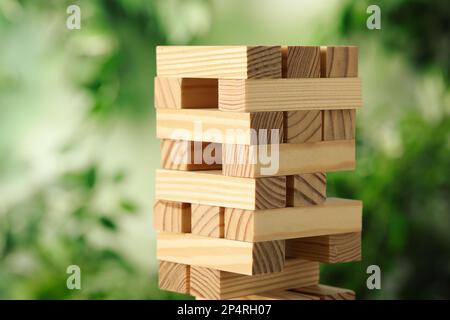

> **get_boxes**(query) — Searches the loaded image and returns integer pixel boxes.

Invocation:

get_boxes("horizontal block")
[157,232,285,275]
[286,232,362,263]
[219,78,362,112]
[154,77,218,109]
[222,139,355,178]
[156,108,283,145]
[158,261,190,294]
[291,284,355,300]
[155,169,286,210]
[153,200,191,233]
[161,140,222,171]
[190,258,319,300]
[156,46,281,79]
[224,198,362,242]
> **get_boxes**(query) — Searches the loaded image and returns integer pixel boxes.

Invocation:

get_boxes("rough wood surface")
[191,204,224,238]
[222,139,355,178]
[158,261,190,294]
[154,77,218,109]
[291,284,355,300]
[323,109,356,140]
[153,200,191,233]
[286,46,321,78]
[286,232,361,263]
[156,169,286,210]
[157,108,283,145]
[161,140,222,171]
[284,110,322,143]
[287,173,326,206]
[224,198,362,242]
[218,78,362,112]
[190,258,319,300]
[157,232,285,275]
[157,46,282,79]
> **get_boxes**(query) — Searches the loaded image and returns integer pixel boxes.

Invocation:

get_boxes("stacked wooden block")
[153,46,363,300]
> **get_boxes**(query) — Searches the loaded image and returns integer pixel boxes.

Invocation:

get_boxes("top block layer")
[156,46,282,79]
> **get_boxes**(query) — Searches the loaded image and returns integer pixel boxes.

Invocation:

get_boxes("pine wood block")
[153,200,191,233]
[158,261,190,294]
[224,198,362,242]
[323,109,356,140]
[286,46,321,78]
[287,173,326,207]
[154,77,218,109]
[284,110,322,143]
[230,291,318,300]
[156,46,282,79]
[286,232,361,263]
[291,284,355,300]
[157,232,285,275]
[191,204,224,238]
[218,78,362,112]
[190,258,319,300]
[161,140,222,171]
[222,139,355,178]
[155,169,286,210]
[156,108,283,145]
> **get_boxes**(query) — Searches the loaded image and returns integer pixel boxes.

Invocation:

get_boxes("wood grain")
[291,284,355,300]
[224,198,362,242]
[286,46,321,78]
[323,109,356,140]
[156,169,286,210]
[161,140,222,171]
[222,139,355,178]
[218,78,362,112]
[154,77,218,109]
[157,46,282,79]
[157,108,283,145]
[190,258,319,300]
[286,232,361,263]
[287,173,326,207]
[153,200,191,233]
[158,260,190,294]
[157,232,285,275]
[284,110,322,143]
[191,204,224,238]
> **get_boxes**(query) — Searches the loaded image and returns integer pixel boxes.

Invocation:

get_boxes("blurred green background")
[0,0,449,299]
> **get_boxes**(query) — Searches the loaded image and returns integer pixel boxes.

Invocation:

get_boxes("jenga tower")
[154,46,363,300]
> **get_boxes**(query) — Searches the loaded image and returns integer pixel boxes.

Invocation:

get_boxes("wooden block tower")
[153,46,363,300]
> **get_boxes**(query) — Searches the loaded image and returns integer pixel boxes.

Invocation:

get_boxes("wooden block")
[286,46,321,78]
[286,232,361,263]
[190,258,319,300]
[230,291,318,300]
[158,261,190,294]
[218,78,362,112]
[153,200,191,233]
[157,46,281,79]
[191,204,224,238]
[156,108,283,145]
[291,284,355,300]
[157,232,285,275]
[155,169,286,210]
[284,110,322,143]
[321,46,358,78]
[323,109,356,140]
[286,173,326,207]
[161,140,222,171]
[222,140,355,178]
[224,198,362,242]
[154,77,218,109]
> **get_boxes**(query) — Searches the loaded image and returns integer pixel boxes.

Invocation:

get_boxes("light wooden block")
[222,139,355,178]
[224,198,362,242]
[286,232,361,263]
[191,204,224,238]
[153,200,191,233]
[323,109,356,140]
[190,258,319,300]
[161,140,221,171]
[154,77,218,109]
[218,78,362,112]
[155,169,286,210]
[287,173,326,207]
[230,291,318,300]
[157,46,281,79]
[156,108,283,145]
[157,232,285,276]
[291,284,355,300]
[286,46,321,78]
[158,261,190,294]
[284,110,322,143]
